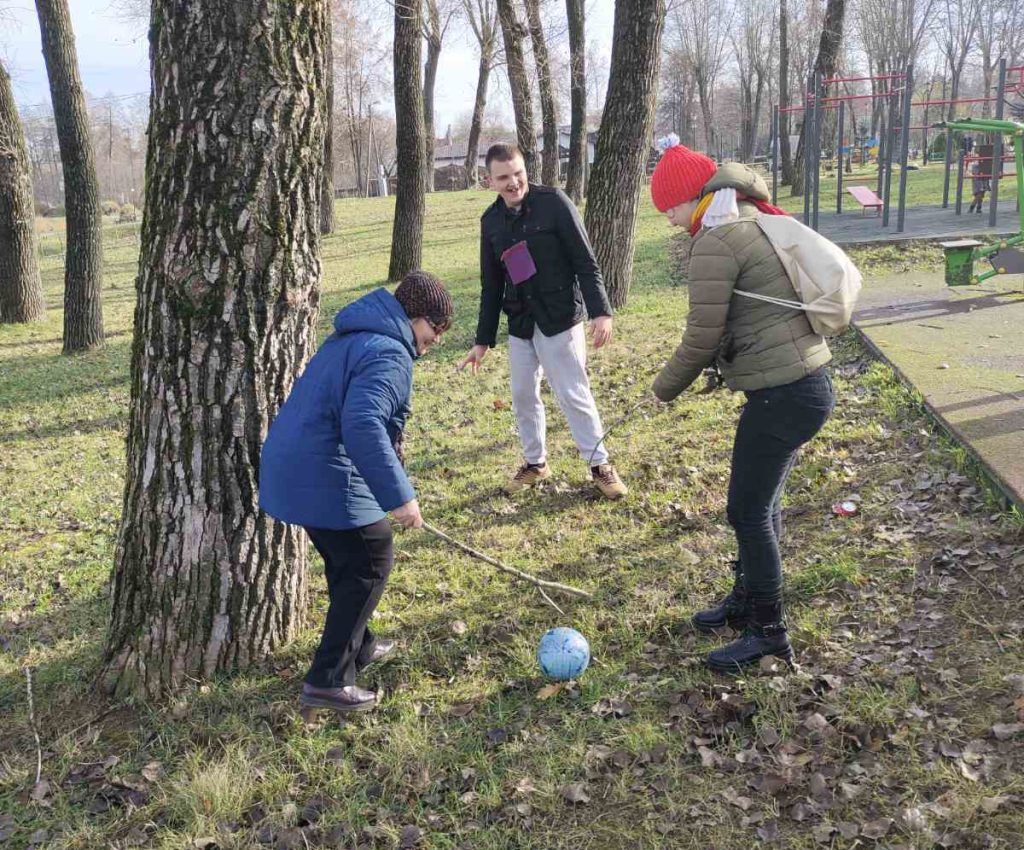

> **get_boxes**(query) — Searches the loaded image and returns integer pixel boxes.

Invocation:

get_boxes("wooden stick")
[24,666,42,784]
[421,522,592,601]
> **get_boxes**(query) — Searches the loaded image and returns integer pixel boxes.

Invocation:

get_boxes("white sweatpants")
[508,322,609,467]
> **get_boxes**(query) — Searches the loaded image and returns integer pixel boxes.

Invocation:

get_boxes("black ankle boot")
[692,561,751,632]
[706,599,793,672]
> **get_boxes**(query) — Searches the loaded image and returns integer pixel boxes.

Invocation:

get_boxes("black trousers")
[727,369,835,605]
[303,519,394,687]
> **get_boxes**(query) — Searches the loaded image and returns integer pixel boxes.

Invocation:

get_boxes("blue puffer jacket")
[259,288,417,530]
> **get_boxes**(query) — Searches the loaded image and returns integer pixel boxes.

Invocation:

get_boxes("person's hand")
[459,344,489,374]
[391,499,423,529]
[589,315,613,349]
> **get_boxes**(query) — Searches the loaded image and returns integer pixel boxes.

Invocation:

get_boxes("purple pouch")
[501,240,537,285]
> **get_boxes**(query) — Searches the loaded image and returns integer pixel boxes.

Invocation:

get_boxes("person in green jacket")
[649,137,835,672]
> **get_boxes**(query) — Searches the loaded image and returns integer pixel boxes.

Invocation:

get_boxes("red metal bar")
[822,72,905,85]
[909,96,997,107]
[964,154,1016,162]
[818,91,903,104]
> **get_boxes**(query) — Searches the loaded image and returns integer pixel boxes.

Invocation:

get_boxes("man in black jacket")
[459,143,626,499]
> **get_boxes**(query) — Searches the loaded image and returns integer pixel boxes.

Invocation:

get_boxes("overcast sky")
[1,0,615,132]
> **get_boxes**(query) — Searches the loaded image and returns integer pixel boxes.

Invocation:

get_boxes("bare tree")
[524,0,559,185]
[733,0,777,161]
[0,59,45,324]
[101,0,327,698]
[496,0,538,180]
[779,0,795,185]
[789,0,847,196]
[671,0,733,153]
[423,0,458,192]
[336,1,389,194]
[585,0,666,308]
[322,9,335,233]
[938,0,981,120]
[1000,0,1024,69]
[462,0,500,188]
[564,0,586,201]
[35,0,104,353]
[389,0,426,280]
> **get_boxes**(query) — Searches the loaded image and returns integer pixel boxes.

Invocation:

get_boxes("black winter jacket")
[474,185,612,346]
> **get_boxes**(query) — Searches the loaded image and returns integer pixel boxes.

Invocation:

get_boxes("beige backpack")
[734,214,862,337]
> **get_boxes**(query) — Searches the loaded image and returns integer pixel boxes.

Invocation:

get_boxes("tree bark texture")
[389,0,426,280]
[496,0,538,181]
[422,0,441,192]
[564,0,586,202]
[321,11,335,234]
[0,61,46,324]
[789,0,845,197]
[463,53,492,188]
[584,0,665,309]
[101,0,327,699]
[524,0,559,186]
[778,0,794,186]
[35,0,104,353]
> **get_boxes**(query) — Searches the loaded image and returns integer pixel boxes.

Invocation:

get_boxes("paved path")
[852,270,1024,507]
[813,200,1020,245]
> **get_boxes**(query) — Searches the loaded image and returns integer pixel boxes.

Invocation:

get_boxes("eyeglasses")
[428,316,452,335]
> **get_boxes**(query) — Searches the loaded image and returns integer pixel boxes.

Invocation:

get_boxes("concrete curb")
[851,322,1021,513]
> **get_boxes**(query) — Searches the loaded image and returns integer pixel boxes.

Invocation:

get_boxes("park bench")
[846,185,884,216]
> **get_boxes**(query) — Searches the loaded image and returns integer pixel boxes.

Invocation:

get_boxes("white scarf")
[701,187,740,229]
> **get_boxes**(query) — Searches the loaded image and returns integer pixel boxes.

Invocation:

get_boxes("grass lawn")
[1,189,1023,850]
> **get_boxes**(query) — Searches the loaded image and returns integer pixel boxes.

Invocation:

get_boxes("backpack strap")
[733,289,806,311]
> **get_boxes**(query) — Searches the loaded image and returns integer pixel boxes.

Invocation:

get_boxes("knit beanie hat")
[650,134,718,212]
[394,270,454,330]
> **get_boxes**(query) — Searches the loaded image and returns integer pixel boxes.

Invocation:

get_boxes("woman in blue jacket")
[260,271,453,713]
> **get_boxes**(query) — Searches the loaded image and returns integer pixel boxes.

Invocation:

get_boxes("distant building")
[432,125,599,185]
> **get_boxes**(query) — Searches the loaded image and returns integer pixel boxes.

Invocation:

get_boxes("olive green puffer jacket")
[653,163,832,400]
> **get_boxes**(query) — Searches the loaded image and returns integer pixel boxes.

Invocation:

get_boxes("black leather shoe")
[300,683,378,713]
[692,561,751,632]
[363,639,397,667]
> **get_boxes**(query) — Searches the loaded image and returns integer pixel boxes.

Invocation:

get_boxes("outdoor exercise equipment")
[939,118,1024,287]
[767,58,1024,234]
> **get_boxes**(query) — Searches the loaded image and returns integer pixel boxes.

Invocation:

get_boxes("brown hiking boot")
[591,463,627,500]
[503,462,552,494]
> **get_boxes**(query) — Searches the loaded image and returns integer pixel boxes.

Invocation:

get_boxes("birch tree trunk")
[524,0,559,186]
[101,0,327,699]
[564,0,587,202]
[35,0,104,353]
[496,0,538,181]
[389,0,426,280]
[0,60,46,324]
[584,0,666,309]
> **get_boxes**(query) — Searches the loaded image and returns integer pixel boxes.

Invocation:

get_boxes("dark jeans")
[304,519,394,687]
[727,369,835,605]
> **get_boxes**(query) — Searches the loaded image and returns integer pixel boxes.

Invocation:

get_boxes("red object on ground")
[832,500,859,517]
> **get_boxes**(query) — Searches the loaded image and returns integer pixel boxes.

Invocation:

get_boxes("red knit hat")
[650,139,717,212]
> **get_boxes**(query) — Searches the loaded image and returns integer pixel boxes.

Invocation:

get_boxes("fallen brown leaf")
[561,782,590,804]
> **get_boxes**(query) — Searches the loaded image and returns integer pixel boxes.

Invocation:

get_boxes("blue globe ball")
[537,627,590,681]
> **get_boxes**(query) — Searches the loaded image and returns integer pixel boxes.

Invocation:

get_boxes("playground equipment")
[769,59,1024,233]
[939,118,1024,286]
